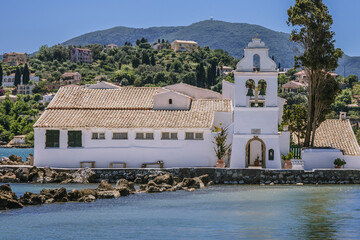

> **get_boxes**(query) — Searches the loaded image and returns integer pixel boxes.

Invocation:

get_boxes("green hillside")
[63,20,298,69]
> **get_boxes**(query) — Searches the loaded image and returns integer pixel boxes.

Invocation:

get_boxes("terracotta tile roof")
[35,86,231,129]
[172,40,198,44]
[294,119,360,155]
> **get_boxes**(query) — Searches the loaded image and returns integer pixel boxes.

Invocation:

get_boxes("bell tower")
[229,38,283,169]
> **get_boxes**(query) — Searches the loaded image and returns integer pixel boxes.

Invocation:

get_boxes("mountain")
[62,20,359,76]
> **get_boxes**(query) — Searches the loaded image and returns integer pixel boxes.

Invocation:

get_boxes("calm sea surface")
[0,184,360,239]
[0,148,34,161]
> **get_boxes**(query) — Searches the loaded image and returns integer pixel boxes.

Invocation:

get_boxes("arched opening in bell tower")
[253,54,260,71]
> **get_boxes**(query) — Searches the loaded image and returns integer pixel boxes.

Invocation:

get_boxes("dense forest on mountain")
[62,20,359,77]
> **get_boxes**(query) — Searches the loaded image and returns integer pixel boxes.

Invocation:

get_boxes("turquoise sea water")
[0,148,34,162]
[1,184,360,239]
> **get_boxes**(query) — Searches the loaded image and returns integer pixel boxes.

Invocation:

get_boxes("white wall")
[230,134,282,169]
[279,131,290,156]
[222,80,234,106]
[153,91,191,110]
[34,128,220,168]
[234,107,278,135]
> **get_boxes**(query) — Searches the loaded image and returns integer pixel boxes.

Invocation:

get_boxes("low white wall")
[343,155,360,169]
[302,149,346,170]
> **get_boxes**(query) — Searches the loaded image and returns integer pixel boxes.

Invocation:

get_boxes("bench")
[109,162,127,168]
[80,161,96,168]
[141,160,164,169]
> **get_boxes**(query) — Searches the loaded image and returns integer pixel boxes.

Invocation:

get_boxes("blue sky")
[1,0,359,56]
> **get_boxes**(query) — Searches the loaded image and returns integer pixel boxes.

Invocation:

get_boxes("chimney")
[339,112,347,120]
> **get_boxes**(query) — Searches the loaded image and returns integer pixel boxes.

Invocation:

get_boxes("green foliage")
[22,64,30,84]
[282,105,307,146]
[213,124,231,160]
[14,67,21,86]
[281,152,294,161]
[0,64,2,86]
[333,158,346,167]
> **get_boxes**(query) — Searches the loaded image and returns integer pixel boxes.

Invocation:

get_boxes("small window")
[185,132,203,140]
[169,99,172,104]
[46,130,60,148]
[195,133,204,140]
[145,133,154,139]
[113,132,128,140]
[185,132,194,140]
[162,132,178,140]
[92,132,105,140]
[136,133,154,140]
[269,149,274,160]
[68,131,82,147]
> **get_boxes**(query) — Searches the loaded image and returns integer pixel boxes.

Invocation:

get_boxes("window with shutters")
[45,130,60,148]
[92,132,105,140]
[113,132,128,140]
[185,132,204,140]
[135,132,154,140]
[68,131,82,147]
[161,132,178,140]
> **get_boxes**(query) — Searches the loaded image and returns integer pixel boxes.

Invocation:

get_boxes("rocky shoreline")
[0,173,211,211]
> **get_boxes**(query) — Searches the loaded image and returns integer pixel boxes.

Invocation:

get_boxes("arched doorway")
[246,136,266,168]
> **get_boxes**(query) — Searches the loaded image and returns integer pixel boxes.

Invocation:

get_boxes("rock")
[67,189,98,201]
[115,179,135,195]
[97,190,120,199]
[40,187,68,202]
[79,195,96,203]
[134,177,143,184]
[296,183,304,186]
[55,172,73,183]
[97,180,113,191]
[24,154,34,165]
[153,173,174,185]
[146,185,162,193]
[207,181,214,186]
[71,168,96,184]
[9,155,23,164]
[198,174,210,186]
[270,182,275,186]
[43,167,57,178]
[0,184,23,210]
[0,172,18,183]
[45,198,55,204]
[185,188,196,192]
[14,168,29,182]
[28,167,45,183]
[20,192,46,205]
[181,177,205,189]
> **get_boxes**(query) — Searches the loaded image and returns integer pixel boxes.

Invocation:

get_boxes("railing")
[290,145,302,159]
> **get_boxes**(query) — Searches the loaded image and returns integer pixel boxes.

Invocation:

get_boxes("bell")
[259,88,266,96]
[246,88,254,97]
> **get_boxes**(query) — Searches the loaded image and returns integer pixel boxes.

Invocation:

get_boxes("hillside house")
[70,48,92,63]
[60,72,81,85]
[3,52,28,66]
[2,73,39,88]
[171,40,198,52]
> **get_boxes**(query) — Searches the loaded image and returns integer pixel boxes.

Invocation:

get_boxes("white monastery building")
[34,38,360,169]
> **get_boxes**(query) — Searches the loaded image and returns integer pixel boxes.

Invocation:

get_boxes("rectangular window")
[68,131,82,147]
[92,132,105,140]
[136,132,154,140]
[45,130,60,148]
[113,132,128,140]
[185,132,203,140]
[162,132,178,140]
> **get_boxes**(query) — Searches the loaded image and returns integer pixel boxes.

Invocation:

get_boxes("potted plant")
[213,124,231,168]
[254,155,260,166]
[334,158,346,169]
[282,152,294,169]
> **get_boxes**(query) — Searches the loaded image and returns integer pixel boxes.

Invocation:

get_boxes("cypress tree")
[14,67,21,86]
[22,64,30,85]
[0,64,3,87]
[196,62,206,88]
[150,54,156,66]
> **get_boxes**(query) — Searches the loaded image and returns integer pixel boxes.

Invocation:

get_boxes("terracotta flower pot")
[284,160,293,169]
[216,159,225,168]
[334,165,342,169]
[254,160,259,166]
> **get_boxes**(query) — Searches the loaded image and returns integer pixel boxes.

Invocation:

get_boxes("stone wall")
[2,166,360,184]
[91,168,360,184]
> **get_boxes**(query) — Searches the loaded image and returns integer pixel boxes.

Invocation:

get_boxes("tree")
[22,64,30,85]
[282,105,307,145]
[287,0,343,147]
[14,67,21,86]
[347,75,358,88]
[196,62,206,88]
[150,54,156,66]
[0,64,3,86]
